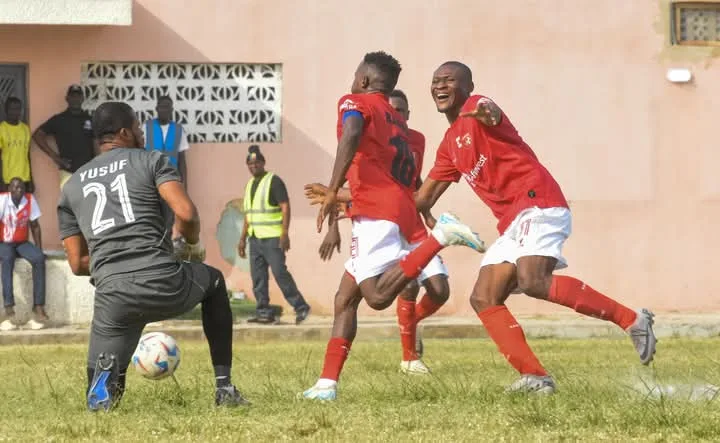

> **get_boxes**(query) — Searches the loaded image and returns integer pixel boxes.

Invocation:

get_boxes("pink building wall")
[1,0,718,316]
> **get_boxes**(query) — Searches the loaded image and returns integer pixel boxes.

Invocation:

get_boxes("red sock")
[400,236,443,279]
[320,337,352,381]
[415,293,445,323]
[396,298,417,361]
[549,276,637,330]
[478,305,547,376]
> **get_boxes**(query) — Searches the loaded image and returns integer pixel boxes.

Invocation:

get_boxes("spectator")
[237,145,310,324]
[0,178,47,331]
[32,84,94,189]
[143,96,189,185]
[0,97,32,192]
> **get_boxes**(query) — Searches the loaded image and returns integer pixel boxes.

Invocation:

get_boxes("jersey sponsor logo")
[461,154,488,187]
[339,99,358,112]
[455,133,472,148]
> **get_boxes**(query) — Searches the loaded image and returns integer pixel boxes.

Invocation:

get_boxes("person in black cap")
[237,145,311,324]
[32,84,95,189]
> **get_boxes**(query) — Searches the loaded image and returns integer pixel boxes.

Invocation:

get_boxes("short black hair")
[363,51,402,94]
[4,96,21,111]
[157,95,173,105]
[389,89,408,105]
[92,101,137,141]
[440,61,473,82]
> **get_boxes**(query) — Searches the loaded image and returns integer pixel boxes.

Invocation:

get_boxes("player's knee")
[365,293,394,311]
[469,285,502,313]
[424,276,450,304]
[398,281,420,301]
[516,272,552,300]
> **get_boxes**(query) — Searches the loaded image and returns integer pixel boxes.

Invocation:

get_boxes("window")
[80,63,283,143]
[673,2,720,46]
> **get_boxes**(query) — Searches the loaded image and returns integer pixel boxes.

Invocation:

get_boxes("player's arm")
[415,177,453,229]
[58,194,89,275]
[158,181,200,244]
[328,114,364,195]
[319,218,342,261]
[63,235,90,276]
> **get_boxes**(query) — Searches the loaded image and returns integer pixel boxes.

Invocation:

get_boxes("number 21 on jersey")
[82,173,136,235]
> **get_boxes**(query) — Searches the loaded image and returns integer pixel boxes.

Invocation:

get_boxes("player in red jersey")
[301,53,485,401]
[415,61,657,394]
[306,90,451,375]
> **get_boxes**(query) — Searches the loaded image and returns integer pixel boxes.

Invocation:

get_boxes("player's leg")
[302,272,361,401]
[358,213,484,310]
[470,261,556,394]
[396,280,424,372]
[175,262,250,406]
[397,252,449,373]
[513,207,656,365]
[248,237,273,322]
[263,237,311,323]
[86,317,143,412]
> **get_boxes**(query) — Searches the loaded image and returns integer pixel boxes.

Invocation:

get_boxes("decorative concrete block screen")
[80,62,282,143]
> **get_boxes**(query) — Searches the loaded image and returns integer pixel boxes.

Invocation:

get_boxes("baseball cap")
[67,84,83,95]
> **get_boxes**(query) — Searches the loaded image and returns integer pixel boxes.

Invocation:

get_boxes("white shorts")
[480,206,571,271]
[409,241,449,283]
[345,217,410,284]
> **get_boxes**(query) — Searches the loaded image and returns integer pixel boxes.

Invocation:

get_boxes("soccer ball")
[131,332,181,380]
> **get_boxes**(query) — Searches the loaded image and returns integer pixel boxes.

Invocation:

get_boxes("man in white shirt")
[143,96,190,185]
[0,178,47,331]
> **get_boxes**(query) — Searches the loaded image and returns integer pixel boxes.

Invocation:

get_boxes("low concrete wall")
[5,255,94,326]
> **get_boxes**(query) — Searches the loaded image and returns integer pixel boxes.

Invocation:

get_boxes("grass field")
[1,337,719,442]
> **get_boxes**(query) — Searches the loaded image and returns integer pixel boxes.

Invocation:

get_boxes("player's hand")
[317,190,338,233]
[279,233,290,252]
[237,237,247,259]
[174,237,206,262]
[336,201,350,220]
[422,209,437,230]
[459,97,501,126]
[304,183,328,206]
[318,228,341,261]
[57,157,72,170]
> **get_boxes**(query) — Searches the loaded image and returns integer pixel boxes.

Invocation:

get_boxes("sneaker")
[0,319,17,331]
[247,316,276,324]
[400,359,431,375]
[215,385,251,407]
[87,353,120,412]
[431,212,486,252]
[295,306,311,325]
[506,374,556,395]
[301,381,337,401]
[627,309,657,365]
[26,319,45,330]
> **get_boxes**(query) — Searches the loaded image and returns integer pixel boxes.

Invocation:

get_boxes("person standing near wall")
[32,85,95,189]
[0,97,33,192]
[237,145,311,325]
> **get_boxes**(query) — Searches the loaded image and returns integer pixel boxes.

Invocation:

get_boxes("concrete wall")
[1,0,718,318]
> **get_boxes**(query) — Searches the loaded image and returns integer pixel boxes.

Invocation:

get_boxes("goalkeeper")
[56,101,248,411]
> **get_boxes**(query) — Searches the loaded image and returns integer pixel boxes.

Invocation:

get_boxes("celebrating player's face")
[431,65,471,114]
[389,96,409,121]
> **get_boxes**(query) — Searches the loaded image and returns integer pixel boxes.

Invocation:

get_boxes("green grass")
[1,337,719,442]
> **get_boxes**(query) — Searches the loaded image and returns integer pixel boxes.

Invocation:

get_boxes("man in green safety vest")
[237,145,311,324]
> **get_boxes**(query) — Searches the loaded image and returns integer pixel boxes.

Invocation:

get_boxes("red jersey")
[336,93,417,238]
[407,128,429,244]
[428,95,568,234]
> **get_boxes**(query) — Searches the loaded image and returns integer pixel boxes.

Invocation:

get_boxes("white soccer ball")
[131,332,181,380]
